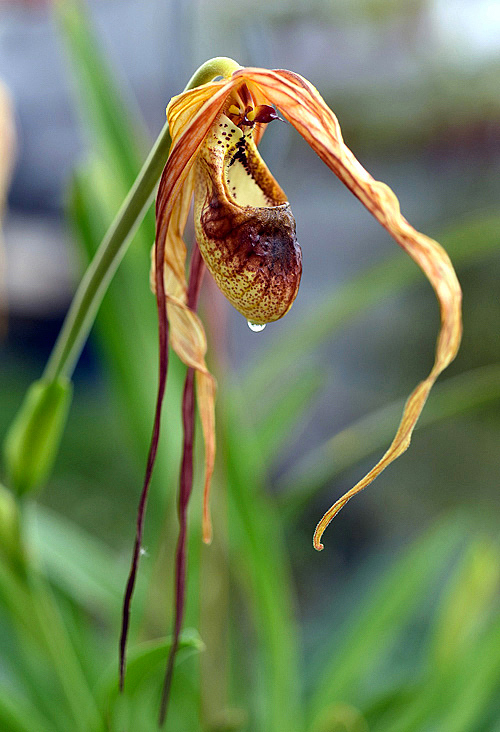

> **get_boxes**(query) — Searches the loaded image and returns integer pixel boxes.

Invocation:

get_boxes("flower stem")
[43,57,239,383]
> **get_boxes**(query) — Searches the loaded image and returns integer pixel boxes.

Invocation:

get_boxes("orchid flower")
[120,60,462,724]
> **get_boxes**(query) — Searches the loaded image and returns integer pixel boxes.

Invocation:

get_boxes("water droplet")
[247,320,266,333]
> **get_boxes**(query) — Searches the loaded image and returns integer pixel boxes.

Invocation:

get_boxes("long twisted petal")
[239,68,462,549]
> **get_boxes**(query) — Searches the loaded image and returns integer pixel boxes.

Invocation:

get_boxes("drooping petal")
[196,368,216,544]
[152,83,238,539]
[236,67,462,549]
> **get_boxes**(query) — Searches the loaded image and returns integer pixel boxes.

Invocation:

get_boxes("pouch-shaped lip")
[194,109,302,325]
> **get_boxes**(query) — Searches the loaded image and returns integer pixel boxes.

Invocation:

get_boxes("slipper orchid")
[121,60,462,723]
[158,62,461,545]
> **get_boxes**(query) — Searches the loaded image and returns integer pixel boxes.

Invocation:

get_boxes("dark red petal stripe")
[119,257,170,691]
[118,88,226,692]
[159,243,205,726]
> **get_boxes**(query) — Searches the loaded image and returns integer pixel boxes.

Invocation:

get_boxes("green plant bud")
[3,378,73,496]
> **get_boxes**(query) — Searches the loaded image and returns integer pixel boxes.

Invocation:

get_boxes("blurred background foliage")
[1,0,500,730]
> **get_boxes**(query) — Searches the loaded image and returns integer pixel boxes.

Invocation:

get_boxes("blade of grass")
[53,0,149,185]
[25,504,126,619]
[253,363,326,466]
[370,610,500,732]
[438,614,500,732]
[26,573,103,732]
[0,553,103,732]
[308,515,467,727]
[97,631,204,704]
[221,380,302,732]
[430,537,499,670]
[0,689,53,732]
[367,536,499,732]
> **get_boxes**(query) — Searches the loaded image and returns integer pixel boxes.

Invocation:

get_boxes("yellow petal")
[237,68,462,549]
[196,369,216,544]
[166,291,217,546]
[167,78,232,146]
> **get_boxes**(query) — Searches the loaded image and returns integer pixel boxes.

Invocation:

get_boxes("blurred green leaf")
[26,575,103,732]
[437,613,500,732]
[25,505,126,618]
[308,516,467,726]
[431,536,500,669]
[0,484,22,570]
[360,534,500,732]
[253,363,325,466]
[0,688,53,732]
[53,0,148,185]
[280,364,500,519]
[222,383,302,732]
[97,630,204,705]
[60,0,184,533]
[370,611,500,732]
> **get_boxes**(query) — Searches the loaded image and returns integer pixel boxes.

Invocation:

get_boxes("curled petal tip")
[313,540,324,552]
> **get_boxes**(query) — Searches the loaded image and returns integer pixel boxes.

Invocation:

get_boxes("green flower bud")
[3,378,73,496]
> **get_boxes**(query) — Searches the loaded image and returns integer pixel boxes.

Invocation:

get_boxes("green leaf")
[308,516,467,727]
[253,363,325,466]
[369,600,500,732]
[0,484,22,570]
[0,687,53,732]
[437,613,500,732]
[25,505,125,618]
[53,0,148,186]
[430,536,500,669]
[97,630,204,704]
[221,383,302,732]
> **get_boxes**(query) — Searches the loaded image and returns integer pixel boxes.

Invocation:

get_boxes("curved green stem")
[43,56,240,382]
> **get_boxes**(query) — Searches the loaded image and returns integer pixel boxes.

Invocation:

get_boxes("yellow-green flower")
[153,64,462,550]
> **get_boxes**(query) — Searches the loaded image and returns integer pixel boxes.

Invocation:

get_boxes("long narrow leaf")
[222,382,302,732]
[0,689,53,732]
[308,516,467,726]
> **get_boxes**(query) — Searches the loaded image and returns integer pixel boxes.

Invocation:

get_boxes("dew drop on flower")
[247,321,266,332]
